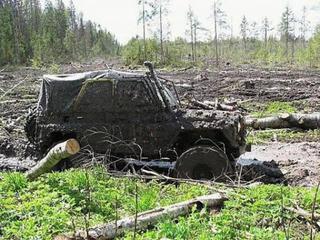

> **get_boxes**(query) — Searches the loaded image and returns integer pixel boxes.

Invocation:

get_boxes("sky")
[64,0,320,44]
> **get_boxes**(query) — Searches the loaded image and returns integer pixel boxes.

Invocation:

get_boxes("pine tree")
[0,0,119,65]
[279,6,295,60]
[148,0,170,63]
[299,6,310,47]
[240,16,249,51]
[212,0,226,65]
[262,17,272,48]
[0,1,14,64]
[187,6,194,61]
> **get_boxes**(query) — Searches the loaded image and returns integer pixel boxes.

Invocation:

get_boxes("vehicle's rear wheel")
[175,145,230,180]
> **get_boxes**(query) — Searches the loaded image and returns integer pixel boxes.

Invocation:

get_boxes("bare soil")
[242,142,320,186]
[0,61,319,186]
[162,66,320,110]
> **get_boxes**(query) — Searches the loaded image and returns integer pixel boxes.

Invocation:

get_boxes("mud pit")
[0,62,319,186]
[242,142,320,186]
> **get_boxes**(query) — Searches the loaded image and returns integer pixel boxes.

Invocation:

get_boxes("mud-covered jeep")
[25,62,246,179]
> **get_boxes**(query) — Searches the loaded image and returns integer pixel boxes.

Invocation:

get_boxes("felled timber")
[245,112,320,130]
[55,193,227,240]
[25,138,80,180]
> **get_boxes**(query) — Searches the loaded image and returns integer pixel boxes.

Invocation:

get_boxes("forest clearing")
[1,61,320,239]
[1,0,320,239]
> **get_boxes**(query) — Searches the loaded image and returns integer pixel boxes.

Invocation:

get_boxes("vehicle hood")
[178,109,243,129]
[178,109,246,149]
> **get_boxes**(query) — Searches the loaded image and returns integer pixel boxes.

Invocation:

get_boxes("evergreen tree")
[187,6,195,61]
[148,0,170,63]
[262,17,272,48]
[279,6,295,60]
[212,0,226,65]
[240,16,249,51]
[0,0,119,65]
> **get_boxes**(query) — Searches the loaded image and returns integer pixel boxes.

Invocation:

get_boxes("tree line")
[123,0,320,68]
[0,0,119,66]
[1,0,320,68]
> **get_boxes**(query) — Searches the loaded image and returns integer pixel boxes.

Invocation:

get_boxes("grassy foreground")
[0,168,319,239]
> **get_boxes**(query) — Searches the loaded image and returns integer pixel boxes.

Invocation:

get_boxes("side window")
[115,80,155,111]
[73,79,113,112]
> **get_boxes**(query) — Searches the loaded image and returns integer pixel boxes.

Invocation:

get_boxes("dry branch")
[56,193,227,240]
[245,113,320,130]
[25,139,80,180]
[284,206,320,221]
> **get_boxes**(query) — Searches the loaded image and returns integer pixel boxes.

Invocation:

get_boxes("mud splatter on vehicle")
[25,62,246,179]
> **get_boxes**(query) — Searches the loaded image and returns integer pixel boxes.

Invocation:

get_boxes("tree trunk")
[245,113,320,130]
[194,27,197,62]
[190,17,194,61]
[142,0,147,61]
[55,193,227,240]
[159,1,164,63]
[214,1,218,66]
[264,28,267,49]
[25,139,80,180]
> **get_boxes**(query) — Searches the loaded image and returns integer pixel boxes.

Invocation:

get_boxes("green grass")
[250,101,297,118]
[247,129,320,145]
[1,169,320,239]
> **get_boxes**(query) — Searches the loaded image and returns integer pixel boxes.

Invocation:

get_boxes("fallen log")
[245,112,320,130]
[56,193,227,240]
[25,138,80,180]
[217,103,237,111]
[191,99,214,110]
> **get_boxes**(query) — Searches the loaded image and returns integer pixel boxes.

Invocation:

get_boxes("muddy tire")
[25,107,37,144]
[175,145,230,180]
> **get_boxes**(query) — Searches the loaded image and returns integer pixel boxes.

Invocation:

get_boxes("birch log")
[55,193,227,240]
[25,139,80,180]
[245,112,320,130]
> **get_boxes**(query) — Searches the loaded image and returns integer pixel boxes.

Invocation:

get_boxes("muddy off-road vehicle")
[25,62,246,179]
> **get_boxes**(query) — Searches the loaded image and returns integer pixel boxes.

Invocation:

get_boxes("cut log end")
[65,138,80,155]
[26,138,80,181]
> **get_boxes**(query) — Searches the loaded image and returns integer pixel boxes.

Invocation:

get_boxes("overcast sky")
[65,0,320,44]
